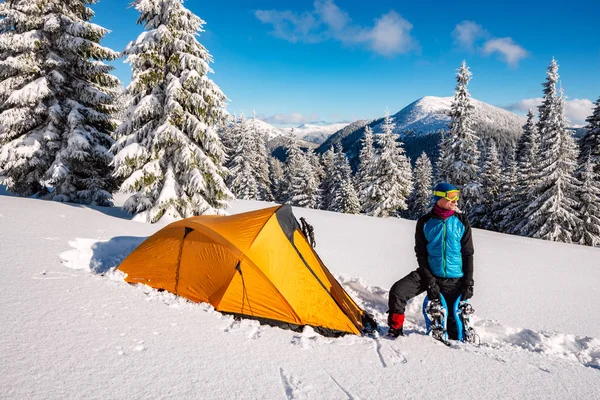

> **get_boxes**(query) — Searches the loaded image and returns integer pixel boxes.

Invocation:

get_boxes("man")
[387,182,474,339]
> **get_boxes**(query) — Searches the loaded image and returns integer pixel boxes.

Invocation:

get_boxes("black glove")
[462,279,474,300]
[427,280,440,300]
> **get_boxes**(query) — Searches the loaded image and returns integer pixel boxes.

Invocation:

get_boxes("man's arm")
[458,214,474,282]
[415,216,435,283]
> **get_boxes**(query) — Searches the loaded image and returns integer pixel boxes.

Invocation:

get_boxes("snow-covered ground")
[1,193,600,399]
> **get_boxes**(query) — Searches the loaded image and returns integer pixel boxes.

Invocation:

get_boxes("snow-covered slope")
[247,117,285,140]
[2,193,600,399]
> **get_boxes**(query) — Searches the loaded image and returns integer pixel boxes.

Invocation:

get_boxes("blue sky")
[91,0,600,126]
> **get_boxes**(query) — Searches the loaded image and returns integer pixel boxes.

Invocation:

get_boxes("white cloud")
[254,10,323,43]
[365,11,416,56]
[483,38,529,67]
[452,21,488,50]
[504,97,594,126]
[452,21,528,67]
[313,0,349,32]
[255,0,418,56]
[565,98,595,126]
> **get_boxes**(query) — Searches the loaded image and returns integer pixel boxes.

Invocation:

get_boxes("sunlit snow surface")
[1,191,599,399]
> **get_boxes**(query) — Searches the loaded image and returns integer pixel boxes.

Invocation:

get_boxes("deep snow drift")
[1,193,599,399]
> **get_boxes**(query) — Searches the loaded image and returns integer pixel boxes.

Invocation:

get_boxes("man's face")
[436,195,458,211]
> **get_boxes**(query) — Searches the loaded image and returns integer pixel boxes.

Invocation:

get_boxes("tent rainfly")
[117,205,374,336]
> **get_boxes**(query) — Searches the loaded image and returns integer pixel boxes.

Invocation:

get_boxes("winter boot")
[386,313,405,338]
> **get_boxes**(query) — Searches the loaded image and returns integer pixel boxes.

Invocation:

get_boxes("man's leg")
[388,270,427,336]
[438,278,463,340]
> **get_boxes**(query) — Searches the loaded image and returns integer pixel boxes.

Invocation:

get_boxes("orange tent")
[117,205,372,335]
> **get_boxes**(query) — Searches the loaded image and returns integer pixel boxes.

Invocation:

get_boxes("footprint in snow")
[279,368,313,400]
[290,327,330,350]
[375,340,408,368]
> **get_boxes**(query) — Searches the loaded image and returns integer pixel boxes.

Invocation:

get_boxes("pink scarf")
[432,204,455,220]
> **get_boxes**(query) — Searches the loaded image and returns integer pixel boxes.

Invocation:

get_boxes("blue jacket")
[415,212,474,280]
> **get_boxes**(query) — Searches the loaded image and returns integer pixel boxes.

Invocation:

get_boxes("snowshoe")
[422,294,449,344]
[453,295,479,344]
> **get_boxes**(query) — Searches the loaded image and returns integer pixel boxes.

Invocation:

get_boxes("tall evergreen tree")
[112,0,231,222]
[283,135,319,209]
[319,147,336,210]
[576,156,600,246]
[491,150,519,232]
[363,112,413,217]
[0,0,120,204]
[473,142,502,228]
[355,125,375,206]
[436,130,451,183]
[250,114,272,201]
[408,152,433,219]
[499,111,539,233]
[519,65,581,242]
[576,96,600,246]
[439,61,481,214]
[307,149,324,193]
[330,145,359,213]
[337,179,361,214]
[218,113,236,159]
[268,156,284,202]
[578,96,600,171]
[227,114,258,200]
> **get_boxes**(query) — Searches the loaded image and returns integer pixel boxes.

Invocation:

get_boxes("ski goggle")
[433,190,460,202]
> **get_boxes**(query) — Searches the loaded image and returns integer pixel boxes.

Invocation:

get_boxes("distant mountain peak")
[379,95,526,136]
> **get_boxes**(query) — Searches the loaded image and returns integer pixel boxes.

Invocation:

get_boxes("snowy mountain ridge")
[282,123,350,144]
[372,96,527,136]
[318,96,529,168]
[250,119,350,145]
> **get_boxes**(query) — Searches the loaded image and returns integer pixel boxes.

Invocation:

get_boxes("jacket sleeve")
[415,216,436,284]
[459,214,475,283]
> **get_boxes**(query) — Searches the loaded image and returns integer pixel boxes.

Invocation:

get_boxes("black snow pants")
[388,270,464,339]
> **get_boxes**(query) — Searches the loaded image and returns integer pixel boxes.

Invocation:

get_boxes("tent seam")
[185,221,303,324]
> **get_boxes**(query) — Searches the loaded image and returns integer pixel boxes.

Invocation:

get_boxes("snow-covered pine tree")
[355,125,375,208]
[491,150,519,231]
[112,0,231,222]
[227,113,258,200]
[363,112,413,217]
[283,134,319,208]
[576,156,600,246]
[268,156,284,202]
[473,141,502,228]
[337,179,361,214]
[330,145,359,214]
[0,0,120,204]
[575,96,600,246]
[408,152,433,219]
[519,66,581,242]
[319,147,336,210]
[307,149,324,192]
[442,60,482,214]
[498,110,539,233]
[218,113,236,159]
[250,113,272,201]
[436,130,451,183]
[578,96,600,171]
[113,85,132,124]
